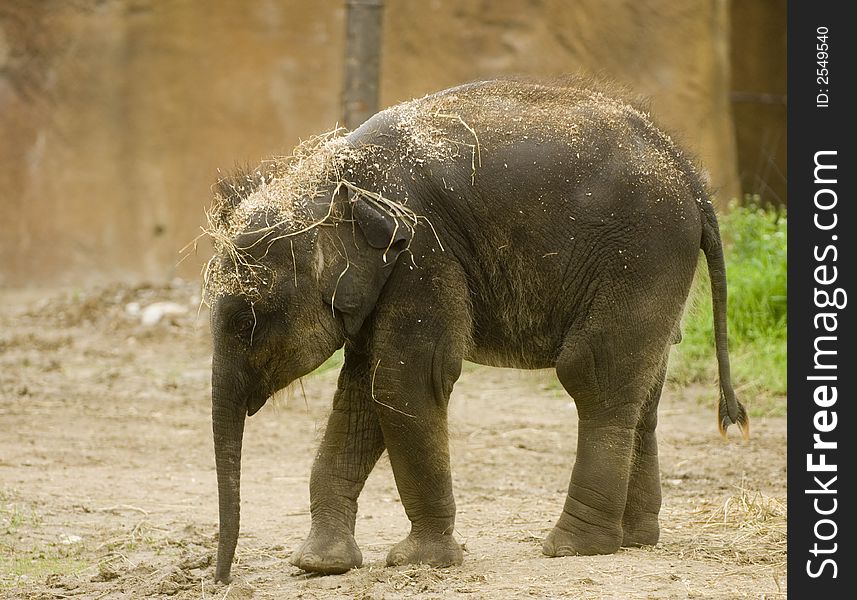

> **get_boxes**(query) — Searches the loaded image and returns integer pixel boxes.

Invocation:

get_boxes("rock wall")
[0,0,750,285]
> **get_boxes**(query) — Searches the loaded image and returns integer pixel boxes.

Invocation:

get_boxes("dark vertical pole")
[343,0,384,130]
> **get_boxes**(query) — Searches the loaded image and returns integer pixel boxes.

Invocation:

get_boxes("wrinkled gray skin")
[210,80,746,583]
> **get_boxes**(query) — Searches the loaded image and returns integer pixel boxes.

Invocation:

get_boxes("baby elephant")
[205,79,748,583]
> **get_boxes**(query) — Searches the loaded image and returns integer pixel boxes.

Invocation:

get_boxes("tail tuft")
[717,390,750,441]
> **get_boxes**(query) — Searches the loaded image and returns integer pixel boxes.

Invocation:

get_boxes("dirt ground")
[0,282,786,599]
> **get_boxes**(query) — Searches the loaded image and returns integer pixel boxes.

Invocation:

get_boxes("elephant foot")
[386,532,464,568]
[621,514,660,547]
[542,524,621,557]
[290,527,362,575]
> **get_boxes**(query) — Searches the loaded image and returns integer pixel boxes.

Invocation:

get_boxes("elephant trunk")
[212,381,247,584]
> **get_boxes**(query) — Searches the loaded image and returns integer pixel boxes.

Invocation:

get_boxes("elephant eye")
[231,311,257,336]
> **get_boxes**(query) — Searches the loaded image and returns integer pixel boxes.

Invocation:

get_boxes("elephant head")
[207,171,413,583]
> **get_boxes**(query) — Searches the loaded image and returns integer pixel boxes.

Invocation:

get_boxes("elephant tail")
[699,201,750,441]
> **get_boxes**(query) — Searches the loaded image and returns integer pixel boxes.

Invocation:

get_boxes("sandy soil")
[0,282,786,599]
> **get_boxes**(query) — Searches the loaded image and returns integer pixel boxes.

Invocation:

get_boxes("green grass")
[1,552,88,586]
[668,199,787,416]
[1,493,88,587]
[313,348,344,376]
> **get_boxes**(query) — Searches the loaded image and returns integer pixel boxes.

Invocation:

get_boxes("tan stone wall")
[1,0,742,286]
[383,0,740,201]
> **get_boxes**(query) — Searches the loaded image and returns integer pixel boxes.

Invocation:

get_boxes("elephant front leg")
[371,345,465,568]
[291,347,385,574]
[364,258,469,568]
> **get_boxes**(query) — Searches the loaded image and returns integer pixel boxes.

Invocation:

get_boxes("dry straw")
[686,480,786,567]
[197,128,425,303]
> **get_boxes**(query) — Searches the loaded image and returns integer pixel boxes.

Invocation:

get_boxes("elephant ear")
[323,197,413,337]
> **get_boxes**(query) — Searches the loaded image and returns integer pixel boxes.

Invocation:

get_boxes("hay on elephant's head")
[199,128,355,302]
[209,128,352,238]
[198,128,420,304]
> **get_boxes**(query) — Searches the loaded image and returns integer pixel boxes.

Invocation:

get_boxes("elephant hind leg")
[621,355,668,548]
[544,324,672,558]
[543,337,642,557]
